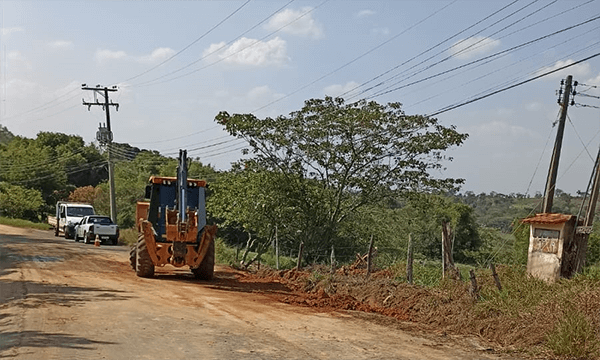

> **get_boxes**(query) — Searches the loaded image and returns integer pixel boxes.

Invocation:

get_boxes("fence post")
[469,269,479,300]
[296,241,304,271]
[490,263,502,291]
[366,235,375,278]
[407,234,413,285]
[275,225,279,270]
[442,221,454,278]
[330,245,336,274]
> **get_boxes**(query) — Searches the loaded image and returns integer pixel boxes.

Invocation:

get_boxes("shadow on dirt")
[0,330,116,357]
[0,280,133,309]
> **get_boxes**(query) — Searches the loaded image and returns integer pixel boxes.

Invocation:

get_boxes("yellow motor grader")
[130,149,217,279]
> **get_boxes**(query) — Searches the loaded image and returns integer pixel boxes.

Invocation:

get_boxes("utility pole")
[82,84,119,223]
[542,75,573,213]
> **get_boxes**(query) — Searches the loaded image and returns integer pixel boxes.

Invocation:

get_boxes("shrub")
[546,308,599,359]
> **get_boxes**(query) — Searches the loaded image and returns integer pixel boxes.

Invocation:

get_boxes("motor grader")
[130,149,217,279]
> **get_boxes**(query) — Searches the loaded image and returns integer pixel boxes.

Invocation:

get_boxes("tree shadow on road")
[0,280,133,309]
[0,330,116,358]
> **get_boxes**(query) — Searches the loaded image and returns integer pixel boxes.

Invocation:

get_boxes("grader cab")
[130,149,217,279]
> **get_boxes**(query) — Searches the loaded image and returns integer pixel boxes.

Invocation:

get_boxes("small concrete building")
[522,213,576,282]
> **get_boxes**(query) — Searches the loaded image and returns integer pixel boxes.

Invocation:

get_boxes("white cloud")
[95,49,127,63]
[48,40,73,49]
[7,50,25,62]
[356,9,375,18]
[468,120,538,141]
[1,27,24,36]
[6,51,31,71]
[535,59,592,80]
[265,8,323,39]
[586,73,600,84]
[323,81,360,98]
[449,36,500,60]
[371,27,390,36]
[203,37,289,67]
[137,47,176,63]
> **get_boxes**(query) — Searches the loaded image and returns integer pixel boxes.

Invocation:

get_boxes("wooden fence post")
[296,242,304,271]
[469,269,479,300]
[275,225,279,270]
[366,235,375,278]
[442,221,454,278]
[407,233,413,285]
[330,245,336,274]
[490,263,502,291]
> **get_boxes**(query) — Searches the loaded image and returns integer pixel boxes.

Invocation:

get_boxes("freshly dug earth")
[242,264,600,359]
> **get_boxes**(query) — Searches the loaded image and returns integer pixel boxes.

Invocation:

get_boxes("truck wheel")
[64,226,71,239]
[129,245,137,271]
[191,238,214,280]
[82,232,88,244]
[136,233,155,278]
[54,225,59,237]
[74,232,80,242]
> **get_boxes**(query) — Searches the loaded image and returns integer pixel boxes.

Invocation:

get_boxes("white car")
[74,215,119,245]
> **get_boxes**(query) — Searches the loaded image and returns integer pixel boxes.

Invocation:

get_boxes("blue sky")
[1,0,599,195]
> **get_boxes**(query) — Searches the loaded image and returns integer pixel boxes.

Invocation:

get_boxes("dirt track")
[0,225,519,359]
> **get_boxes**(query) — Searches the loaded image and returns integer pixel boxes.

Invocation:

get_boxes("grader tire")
[191,238,214,280]
[136,233,155,278]
[129,245,137,271]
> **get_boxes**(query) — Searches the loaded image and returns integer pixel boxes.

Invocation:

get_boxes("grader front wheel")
[136,233,155,278]
[191,239,214,280]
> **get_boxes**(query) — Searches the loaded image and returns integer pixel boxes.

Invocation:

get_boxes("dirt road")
[0,225,518,359]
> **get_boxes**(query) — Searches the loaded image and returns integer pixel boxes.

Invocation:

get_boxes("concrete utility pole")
[82,85,119,223]
[542,75,573,213]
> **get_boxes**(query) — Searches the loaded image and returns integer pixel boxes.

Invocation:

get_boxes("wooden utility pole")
[82,85,119,223]
[542,75,573,213]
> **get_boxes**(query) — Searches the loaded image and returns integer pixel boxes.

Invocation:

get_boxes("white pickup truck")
[74,215,119,245]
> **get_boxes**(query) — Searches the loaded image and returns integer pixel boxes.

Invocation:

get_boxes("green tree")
[216,97,467,259]
[0,125,14,144]
[0,182,44,220]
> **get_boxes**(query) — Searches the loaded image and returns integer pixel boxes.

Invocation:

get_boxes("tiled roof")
[521,213,575,224]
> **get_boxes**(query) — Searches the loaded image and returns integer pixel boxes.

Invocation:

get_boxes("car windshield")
[67,207,95,217]
[89,217,112,225]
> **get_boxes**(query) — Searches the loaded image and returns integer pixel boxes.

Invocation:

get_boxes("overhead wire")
[369,14,600,101]
[131,1,329,88]
[412,33,600,112]
[347,0,550,101]
[250,0,459,113]
[126,0,295,88]
[122,0,253,84]
[425,51,600,117]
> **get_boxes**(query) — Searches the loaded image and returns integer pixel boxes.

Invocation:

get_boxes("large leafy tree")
[216,97,468,257]
[0,182,44,221]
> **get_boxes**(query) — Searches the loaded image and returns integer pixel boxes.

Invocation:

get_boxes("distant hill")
[0,125,14,144]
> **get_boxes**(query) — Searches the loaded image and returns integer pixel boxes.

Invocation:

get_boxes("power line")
[131,1,330,88]
[122,0,252,84]
[425,51,600,117]
[370,14,600,100]
[251,0,459,113]
[346,0,548,101]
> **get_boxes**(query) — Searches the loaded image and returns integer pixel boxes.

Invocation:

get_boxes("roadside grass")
[215,238,297,270]
[0,216,52,231]
[119,228,138,246]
